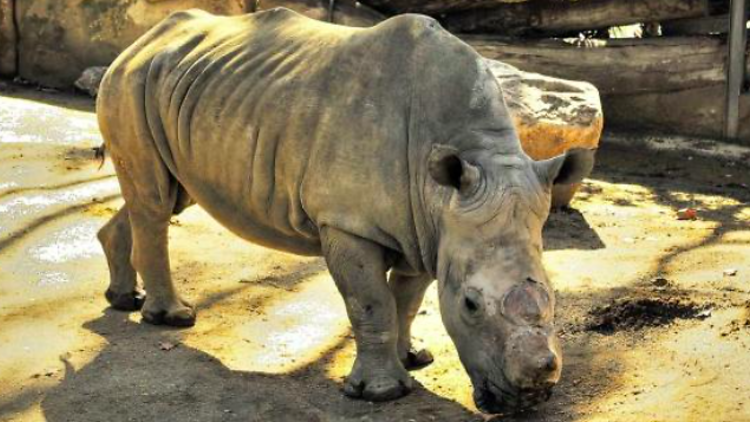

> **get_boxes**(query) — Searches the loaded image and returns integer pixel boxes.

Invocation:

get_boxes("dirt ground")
[0,83,748,422]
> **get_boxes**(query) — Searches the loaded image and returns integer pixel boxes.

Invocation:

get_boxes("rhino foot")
[344,375,412,402]
[343,363,412,402]
[141,298,196,327]
[403,349,434,371]
[105,288,146,311]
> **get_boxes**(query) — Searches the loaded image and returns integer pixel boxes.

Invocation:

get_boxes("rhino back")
[98,9,453,267]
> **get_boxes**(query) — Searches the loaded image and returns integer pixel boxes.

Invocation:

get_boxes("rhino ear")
[428,144,480,191]
[535,148,596,186]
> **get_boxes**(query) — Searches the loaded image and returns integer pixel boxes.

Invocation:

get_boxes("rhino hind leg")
[321,227,412,402]
[98,206,145,311]
[106,141,195,327]
[128,206,195,327]
[390,273,435,370]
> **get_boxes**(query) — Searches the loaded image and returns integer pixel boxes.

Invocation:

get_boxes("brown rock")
[74,66,108,97]
[487,59,603,207]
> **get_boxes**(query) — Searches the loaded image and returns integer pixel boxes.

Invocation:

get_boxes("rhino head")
[427,143,594,413]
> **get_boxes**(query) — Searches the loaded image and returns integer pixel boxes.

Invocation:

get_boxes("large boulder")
[487,59,603,207]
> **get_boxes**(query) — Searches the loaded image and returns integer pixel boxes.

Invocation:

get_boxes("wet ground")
[0,84,749,422]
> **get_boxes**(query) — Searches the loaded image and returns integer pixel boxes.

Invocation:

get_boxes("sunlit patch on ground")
[29,221,103,264]
[582,307,750,422]
[183,272,350,374]
[0,178,119,222]
[0,95,100,145]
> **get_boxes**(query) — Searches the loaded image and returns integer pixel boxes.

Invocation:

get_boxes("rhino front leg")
[390,273,435,370]
[321,227,412,402]
[97,206,145,311]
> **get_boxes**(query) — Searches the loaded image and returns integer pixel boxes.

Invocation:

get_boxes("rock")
[486,59,603,207]
[723,268,738,277]
[74,67,108,97]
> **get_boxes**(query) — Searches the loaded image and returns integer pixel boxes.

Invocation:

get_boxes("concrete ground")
[0,84,749,422]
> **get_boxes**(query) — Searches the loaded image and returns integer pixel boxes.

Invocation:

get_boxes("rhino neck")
[408,129,529,278]
[404,26,525,277]
[408,140,445,279]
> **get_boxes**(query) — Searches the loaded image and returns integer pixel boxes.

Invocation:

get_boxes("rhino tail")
[93,143,107,170]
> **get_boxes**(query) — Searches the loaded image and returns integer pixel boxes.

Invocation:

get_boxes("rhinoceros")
[96,8,595,413]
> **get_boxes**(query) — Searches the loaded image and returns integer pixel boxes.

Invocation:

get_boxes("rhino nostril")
[538,353,558,373]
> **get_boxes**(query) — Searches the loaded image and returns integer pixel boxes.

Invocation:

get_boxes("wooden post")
[0,0,16,77]
[725,0,748,139]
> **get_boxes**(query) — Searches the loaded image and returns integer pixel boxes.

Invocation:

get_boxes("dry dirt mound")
[586,297,712,334]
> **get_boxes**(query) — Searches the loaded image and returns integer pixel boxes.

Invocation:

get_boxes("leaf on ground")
[158,341,179,351]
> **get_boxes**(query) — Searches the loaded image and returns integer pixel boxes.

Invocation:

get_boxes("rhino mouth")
[473,376,554,414]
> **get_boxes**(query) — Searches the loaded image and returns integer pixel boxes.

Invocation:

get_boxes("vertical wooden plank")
[725,0,747,139]
[0,0,16,77]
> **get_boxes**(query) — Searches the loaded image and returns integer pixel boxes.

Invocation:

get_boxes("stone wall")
[604,86,750,142]
[12,0,245,88]
[0,0,388,87]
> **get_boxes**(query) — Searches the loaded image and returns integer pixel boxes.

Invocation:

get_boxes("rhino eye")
[463,288,483,316]
[464,297,479,313]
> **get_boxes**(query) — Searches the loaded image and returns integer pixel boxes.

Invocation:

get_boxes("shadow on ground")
[0,82,94,113]
[544,207,606,251]
[39,312,475,422]
[35,306,612,422]
[26,253,620,422]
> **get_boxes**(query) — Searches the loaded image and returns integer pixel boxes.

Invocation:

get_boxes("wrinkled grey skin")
[96,8,595,413]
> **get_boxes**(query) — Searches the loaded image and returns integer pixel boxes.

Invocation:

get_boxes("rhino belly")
[177,175,322,256]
